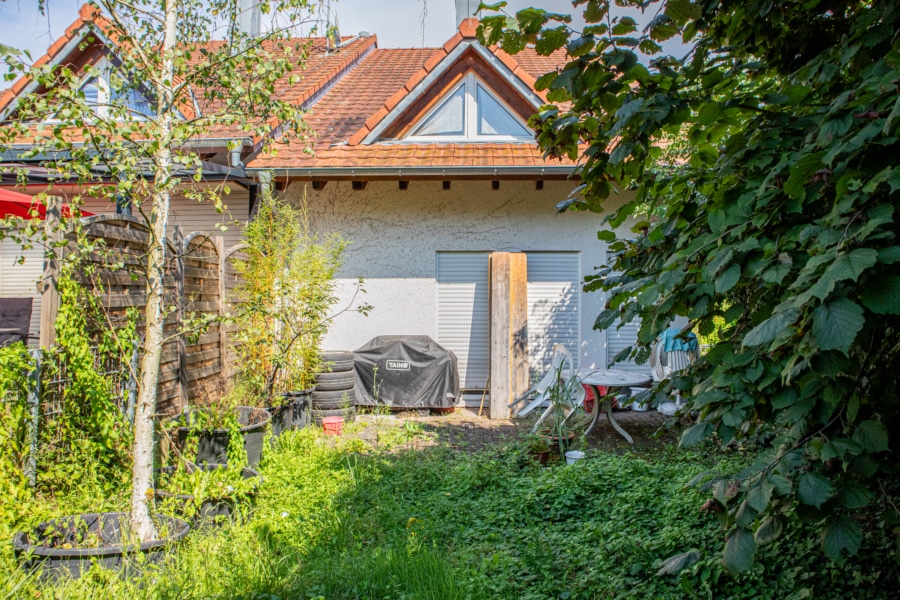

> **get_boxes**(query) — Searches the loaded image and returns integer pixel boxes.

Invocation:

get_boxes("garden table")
[575,368,652,444]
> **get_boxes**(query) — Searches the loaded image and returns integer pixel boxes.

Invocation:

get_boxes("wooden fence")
[43,214,247,415]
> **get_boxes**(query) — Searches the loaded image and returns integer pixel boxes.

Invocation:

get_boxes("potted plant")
[229,193,369,434]
[155,462,262,527]
[165,379,271,467]
[537,369,586,455]
[524,434,551,465]
[13,513,190,581]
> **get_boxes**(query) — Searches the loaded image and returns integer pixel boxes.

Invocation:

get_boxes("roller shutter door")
[526,252,581,375]
[436,252,490,390]
[606,318,649,372]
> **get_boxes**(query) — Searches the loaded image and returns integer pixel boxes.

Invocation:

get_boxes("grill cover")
[354,336,459,407]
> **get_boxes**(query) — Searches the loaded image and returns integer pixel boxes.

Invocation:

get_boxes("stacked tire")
[312,351,357,426]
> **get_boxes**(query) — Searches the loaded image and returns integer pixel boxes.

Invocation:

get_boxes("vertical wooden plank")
[509,253,529,416]
[216,236,229,383]
[39,196,61,349]
[490,252,511,420]
[173,226,188,411]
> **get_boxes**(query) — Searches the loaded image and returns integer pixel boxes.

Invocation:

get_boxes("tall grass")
[2,423,898,599]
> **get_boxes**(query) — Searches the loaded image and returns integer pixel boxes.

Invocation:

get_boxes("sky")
[0,0,683,89]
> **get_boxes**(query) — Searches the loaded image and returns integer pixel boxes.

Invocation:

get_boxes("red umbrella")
[0,188,93,219]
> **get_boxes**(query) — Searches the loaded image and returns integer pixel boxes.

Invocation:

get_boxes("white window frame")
[404,72,534,143]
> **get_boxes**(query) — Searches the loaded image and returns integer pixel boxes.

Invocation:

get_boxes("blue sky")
[0,1,684,89]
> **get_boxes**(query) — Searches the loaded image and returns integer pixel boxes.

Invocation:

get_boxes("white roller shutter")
[606,318,649,372]
[526,252,580,375]
[0,238,43,345]
[436,252,490,390]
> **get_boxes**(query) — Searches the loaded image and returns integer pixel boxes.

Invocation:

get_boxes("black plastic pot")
[12,512,190,581]
[173,406,270,467]
[267,400,294,437]
[285,389,312,430]
[155,464,262,527]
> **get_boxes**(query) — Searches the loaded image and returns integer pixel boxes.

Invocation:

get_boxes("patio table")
[576,368,652,444]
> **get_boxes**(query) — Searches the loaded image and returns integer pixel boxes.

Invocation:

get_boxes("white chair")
[508,343,588,434]
[649,330,700,415]
[510,343,573,417]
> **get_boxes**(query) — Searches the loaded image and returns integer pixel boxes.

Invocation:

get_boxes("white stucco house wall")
[249,17,649,406]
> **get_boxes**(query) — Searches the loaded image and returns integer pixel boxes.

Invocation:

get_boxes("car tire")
[315,371,356,391]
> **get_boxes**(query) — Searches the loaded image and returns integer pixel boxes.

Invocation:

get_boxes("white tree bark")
[130,0,179,543]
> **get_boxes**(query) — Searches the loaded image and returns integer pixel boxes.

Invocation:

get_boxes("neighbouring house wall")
[78,189,252,249]
[284,179,638,380]
[0,235,43,346]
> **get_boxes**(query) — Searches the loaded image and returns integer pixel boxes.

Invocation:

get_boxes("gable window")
[74,59,157,120]
[405,73,533,142]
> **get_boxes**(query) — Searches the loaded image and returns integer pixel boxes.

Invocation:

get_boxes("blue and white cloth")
[659,328,699,353]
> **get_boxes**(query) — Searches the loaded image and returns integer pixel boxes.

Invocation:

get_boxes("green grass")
[1,423,898,599]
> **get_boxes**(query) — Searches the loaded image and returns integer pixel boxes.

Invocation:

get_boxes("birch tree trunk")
[130,0,179,543]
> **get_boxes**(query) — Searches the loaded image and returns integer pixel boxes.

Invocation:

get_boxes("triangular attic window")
[411,85,465,136]
[405,73,533,142]
[477,84,531,137]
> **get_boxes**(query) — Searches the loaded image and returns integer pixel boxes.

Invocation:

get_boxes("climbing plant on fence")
[479,0,900,571]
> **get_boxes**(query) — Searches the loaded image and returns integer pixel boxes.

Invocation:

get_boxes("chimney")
[455,0,481,28]
[237,0,261,38]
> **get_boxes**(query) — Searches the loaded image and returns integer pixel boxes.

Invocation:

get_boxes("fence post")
[39,196,62,350]
[216,237,230,383]
[25,349,41,488]
[173,226,189,411]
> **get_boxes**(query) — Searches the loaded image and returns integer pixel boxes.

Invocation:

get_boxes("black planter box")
[12,512,190,581]
[155,464,261,527]
[172,406,270,467]
[284,389,312,430]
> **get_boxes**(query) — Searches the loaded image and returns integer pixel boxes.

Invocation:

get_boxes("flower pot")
[286,389,312,429]
[565,450,585,465]
[321,415,343,436]
[173,406,271,467]
[155,464,262,527]
[529,450,550,466]
[540,430,577,453]
[267,400,294,437]
[12,512,190,581]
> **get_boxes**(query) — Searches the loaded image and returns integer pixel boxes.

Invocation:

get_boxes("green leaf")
[715,263,741,293]
[746,481,774,513]
[822,515,862,560]
[754,516,783,546]
[743,308,799,347]
[860,275,900,314]
[784,152,826,199]
[723,527,756,573]
[656,549,701,576]
[877,246,900,264]
[597,230,617,242]
[665,0,702,23]
[680,422,712,448]
[824,249,877,284]
[797,472,833,508]
[852,420,889,453]
[812,298,864,354]
[836,483,872,509]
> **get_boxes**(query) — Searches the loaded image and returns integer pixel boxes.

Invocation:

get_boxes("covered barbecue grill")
[354,335,459,408]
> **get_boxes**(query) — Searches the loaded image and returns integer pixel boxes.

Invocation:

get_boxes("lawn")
[1,418,898,599]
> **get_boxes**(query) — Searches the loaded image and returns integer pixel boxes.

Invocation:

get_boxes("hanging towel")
[659,328,699,353]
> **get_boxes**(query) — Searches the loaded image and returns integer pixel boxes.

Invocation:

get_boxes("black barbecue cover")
[354,336,459,407]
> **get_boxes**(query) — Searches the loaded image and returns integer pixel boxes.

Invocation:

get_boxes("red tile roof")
[249,19,577,174]
[4,8,577,175]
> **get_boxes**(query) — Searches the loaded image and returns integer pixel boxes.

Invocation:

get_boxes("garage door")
[436,252,490,390]
[606,318,649,372]
[526,252,581,375]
